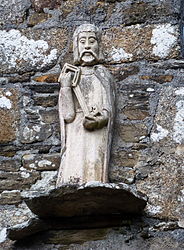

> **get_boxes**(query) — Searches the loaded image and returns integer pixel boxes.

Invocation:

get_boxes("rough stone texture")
[7,225,184,250]
[140,74,174,84]
[103,24,179,63]
[137,86,184,221]
[104,0,180,26]
[26,229,184,249]
[60,0,83,19]
[0,203,35,230]
[22,171,57,192]
[0,190,21,205]
[26,82,59,93]
[0,171,40,191]
[0,88,19,143]
[111,150,139,168]
[0,0,183,248]
[33,94,58,107]
[0,157,20,172]
[28,13,51,27]
[33,74,59,83]
[39,109,59,124]
[122,2,177,26]
[22,153,60,171]
[110,166,136,184]
[8,72,34,83]
[0,0,31,28]
[21,123,52,144]
[7,214,132,240]
[118,123,148,143]
[23,183,147,218]
[0,28,67,74]
[31,0,61,12]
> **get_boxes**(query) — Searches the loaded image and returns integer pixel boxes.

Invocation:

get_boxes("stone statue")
[56,24,115,186]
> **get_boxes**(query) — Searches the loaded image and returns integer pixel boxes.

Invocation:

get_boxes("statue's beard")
[79,50,99,65]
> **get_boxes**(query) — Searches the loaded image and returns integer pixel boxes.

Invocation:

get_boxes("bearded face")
[78,31,99,66]
[73,24,104,66]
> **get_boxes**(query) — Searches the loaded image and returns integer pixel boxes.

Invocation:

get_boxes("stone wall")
[0,0,184,249]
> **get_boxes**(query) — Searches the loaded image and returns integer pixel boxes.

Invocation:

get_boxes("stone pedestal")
[7,182,147,241]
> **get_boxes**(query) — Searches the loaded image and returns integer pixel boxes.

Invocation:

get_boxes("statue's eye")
[89,38,96,44]
[80,39,85,44]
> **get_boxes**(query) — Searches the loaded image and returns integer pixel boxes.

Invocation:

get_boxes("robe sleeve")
[59,87,75,123]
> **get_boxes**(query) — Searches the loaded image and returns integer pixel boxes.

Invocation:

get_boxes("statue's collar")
[80,66,95,75]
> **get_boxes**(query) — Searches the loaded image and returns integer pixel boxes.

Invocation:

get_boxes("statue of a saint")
[56,24,115,186]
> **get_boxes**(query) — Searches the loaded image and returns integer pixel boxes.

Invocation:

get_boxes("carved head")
[73,24,104,66]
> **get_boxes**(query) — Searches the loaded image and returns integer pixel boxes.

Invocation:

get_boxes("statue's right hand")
[60,72,72,87]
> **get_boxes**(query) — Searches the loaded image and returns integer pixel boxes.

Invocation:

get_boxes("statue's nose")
[85,40,91,50]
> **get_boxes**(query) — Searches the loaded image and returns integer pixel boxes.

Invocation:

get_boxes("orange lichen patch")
[140,75,174,83]
[34,74,60,83]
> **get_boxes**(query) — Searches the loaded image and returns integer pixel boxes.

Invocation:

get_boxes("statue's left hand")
[83,111,108,131]
[95,113,108,129]
[83,115,98,131]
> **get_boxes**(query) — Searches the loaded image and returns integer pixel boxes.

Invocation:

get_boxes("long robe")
[57,65,114,186]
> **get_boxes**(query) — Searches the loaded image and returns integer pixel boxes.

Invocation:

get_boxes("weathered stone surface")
[57,24,115,186]
[21,123,52,144]
[40,228,110,245]
[137,86,184,220]
[118,123,148,143]
[123,106,149,120]
[0,190,21,205]
[31,0,61,12]
[33,94,58,107]
[24,108,40,121]
[0,149,17,158]
[40,229,184,249]
[26,82,59,93]
[0,28,67,74]
[140,75,174,84]
[0,88,19,143]
[39,109,59,124]
[22,153,60,171]
[153,221,179,232]
[111,65,140,81]
[110,150,138,183]
[21,171,57,193]
[7,217,49,241]
[28,13,51,27]
[8,224,184,250]
[0,2,183,249]
[103,24,179,63]
[110,166,136,184]
[116,81,154,121]
[8,72,34,83]
[0,0,31,28]
[0,171,40,191]
[122,2,175,26]
[151,59,184,69]
[0,158,20,172]
[7,214,130,240]
[33,74,59,83]
[23,182,147,218]
[60,0,82,18]
[111,150,139,168]
[0,203,35,230]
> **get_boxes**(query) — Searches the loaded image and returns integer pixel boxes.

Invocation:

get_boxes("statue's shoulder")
[94,64,113,82]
